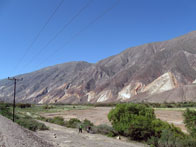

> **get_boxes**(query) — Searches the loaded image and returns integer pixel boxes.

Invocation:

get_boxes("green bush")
[49,116,65,125]
[93,124,117,137]
[43,105,55,109]
[108,103,184,141]
[82,119,94,129]
[148,130,196,147]
[0,103,48,131]
[184,108,196,137]
[65,118,81,128]
[16,103,31,108]
[38,116,65,126]
[108,103,155,138]
[0,103,14,120]
[16,117,48,131]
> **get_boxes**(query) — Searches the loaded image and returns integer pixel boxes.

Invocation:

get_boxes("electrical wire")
[13,0,65,73]
[21,0,93,71]
[35,0,120,69]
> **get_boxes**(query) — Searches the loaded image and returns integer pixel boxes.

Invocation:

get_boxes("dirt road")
[37,121,147,147]
[0,115,53,147]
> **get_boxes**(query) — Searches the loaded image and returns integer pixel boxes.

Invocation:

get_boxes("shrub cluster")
[43,104,55,109]
[39,116,116,137]
[93,124,117,137]
[141,102,196,108]
[183,108,196,137]
[39,116,65,126]
[16,116,48,131]
[16,103,32,108]
[108,103,185,144]
[65,118,81,128]
[0,103,13,120]
[0,103,48,131]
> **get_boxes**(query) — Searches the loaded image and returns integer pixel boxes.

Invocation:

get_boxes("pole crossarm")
[8,77,23,81]
[8,77,23,122]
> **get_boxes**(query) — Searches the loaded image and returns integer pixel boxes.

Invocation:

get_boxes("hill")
[1,31,196,103]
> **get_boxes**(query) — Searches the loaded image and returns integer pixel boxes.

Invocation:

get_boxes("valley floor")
[37,120,147,147]
[40,107,187,133]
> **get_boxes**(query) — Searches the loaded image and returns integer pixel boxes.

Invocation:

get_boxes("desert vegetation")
[108,103,196,146]
[1,101,196,146]
[0,102,48,131]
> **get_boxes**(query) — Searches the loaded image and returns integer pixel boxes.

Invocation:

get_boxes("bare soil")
[41,107,187,133]
[37,120,146,147]
[155,110,187,133]
[0,115,53,147]
[40,107,112,126]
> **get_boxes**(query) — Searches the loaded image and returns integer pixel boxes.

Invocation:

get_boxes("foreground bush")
[0,103,14,120]
[0,103,48,131]
[16,116,48,131]
[108,103,184,142]
[148,130,196,147]
[184,108,196,137]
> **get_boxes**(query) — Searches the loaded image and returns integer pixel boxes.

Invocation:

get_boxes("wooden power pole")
[8,77,23,122]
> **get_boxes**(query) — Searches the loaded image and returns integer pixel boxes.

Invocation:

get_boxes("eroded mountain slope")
[1,31,196,103]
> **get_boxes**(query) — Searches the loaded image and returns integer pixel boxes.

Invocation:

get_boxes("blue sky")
[0,0,196,79]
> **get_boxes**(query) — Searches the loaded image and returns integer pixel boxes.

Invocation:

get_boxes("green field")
[15,104,92,118]
[154,107,196,111]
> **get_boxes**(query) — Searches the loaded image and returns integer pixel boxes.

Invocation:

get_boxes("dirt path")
[37,121,147,147]
[0,115,53,147]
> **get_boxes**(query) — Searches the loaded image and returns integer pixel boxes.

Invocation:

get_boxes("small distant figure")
[54,133,57,138]
[86,126,91,133]
[79,125,82,133]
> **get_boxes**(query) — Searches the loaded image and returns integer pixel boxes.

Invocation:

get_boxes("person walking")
[79,125,82,133]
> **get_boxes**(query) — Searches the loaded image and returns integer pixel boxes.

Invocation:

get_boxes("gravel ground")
[0,115,53,147]
[37,121,147,147]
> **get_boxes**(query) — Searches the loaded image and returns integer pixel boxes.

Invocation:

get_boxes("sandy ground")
[155,110,187,133]
[41,107,187,133]
[0,115,53,147]
[37,120,147,147]
[40,107,112,126]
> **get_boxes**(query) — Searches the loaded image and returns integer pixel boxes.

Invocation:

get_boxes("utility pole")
[8,77,23,122]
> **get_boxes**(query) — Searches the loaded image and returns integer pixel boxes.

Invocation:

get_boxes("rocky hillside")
[1,31,196,103]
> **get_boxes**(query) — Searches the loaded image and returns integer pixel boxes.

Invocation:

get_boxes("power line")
[21,0,93,71]
[35,0,120,69]
[13,0,65,73]
[8,77,23,122]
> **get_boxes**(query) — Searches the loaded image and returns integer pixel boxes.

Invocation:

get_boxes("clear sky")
[0,0,196,79]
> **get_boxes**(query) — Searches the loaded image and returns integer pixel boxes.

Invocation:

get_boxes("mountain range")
[1,31,196,104]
